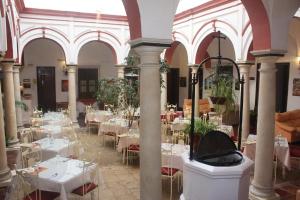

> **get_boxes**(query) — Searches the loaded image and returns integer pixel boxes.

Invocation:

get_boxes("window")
[78,68,98,99]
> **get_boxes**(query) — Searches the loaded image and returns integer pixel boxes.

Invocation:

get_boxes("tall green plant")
[211,77,236,113]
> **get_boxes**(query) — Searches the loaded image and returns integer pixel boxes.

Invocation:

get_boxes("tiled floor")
[80,127,300,200]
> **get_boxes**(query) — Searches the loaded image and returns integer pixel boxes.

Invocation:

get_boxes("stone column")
[237,61,253,142]
[13,64,23,127]
[67,65,77,123]
[190,65,199,117]
[116,64,125,79]
[249,56,280,200]
[1,59,18,146]
[160,71,167,111]
[134,43,166,200]
[0,54,12,188]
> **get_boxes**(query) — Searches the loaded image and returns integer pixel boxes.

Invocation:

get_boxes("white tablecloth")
[85,110,113,123]
[170,118,190,131]
[161,143,189,171]
[98,118,138,136]
[27,156,97,200]
[117,133,140,152]
[243,134,291,169]
[33,138,75,161]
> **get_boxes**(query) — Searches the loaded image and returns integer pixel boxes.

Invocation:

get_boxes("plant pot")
[210,96,226,105]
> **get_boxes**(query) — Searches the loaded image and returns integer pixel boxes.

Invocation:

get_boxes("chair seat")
[290,145,300,157]
[23,190,60,200]
[161,167,179,176]
[128,144,140,151]
[72,182,98,196]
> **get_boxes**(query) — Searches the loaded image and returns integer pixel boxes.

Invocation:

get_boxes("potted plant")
[184,118,217,151]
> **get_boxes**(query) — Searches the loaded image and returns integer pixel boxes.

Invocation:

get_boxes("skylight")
[176,0,212,14]
[23,0,126,16]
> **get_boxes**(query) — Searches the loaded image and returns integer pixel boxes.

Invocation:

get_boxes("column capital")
[1,59,15,72]
[66,64,77,73]
[115,64,126,68]
[237,61,254,74]
[13,64,22,73]
[0,51,5,62]
[188,64,199,74]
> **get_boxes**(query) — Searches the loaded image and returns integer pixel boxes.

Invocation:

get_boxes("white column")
[160,71,167,111]
[134,44,165,200]
[116,64,125,79]
[190,65,199,117]
[0,56,12,188]
[1,59,18,146]
[67,65,77,123]
[237,61,253,142]
[13,64,23,127]
[249,56,280,200]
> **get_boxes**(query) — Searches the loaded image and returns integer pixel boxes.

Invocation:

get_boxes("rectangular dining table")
[25,156,97,200]
[33,138,75,161]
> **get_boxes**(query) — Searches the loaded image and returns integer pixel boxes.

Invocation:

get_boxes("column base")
[249,185,280,200]
[6,138,19,147]
[0,167,11,187]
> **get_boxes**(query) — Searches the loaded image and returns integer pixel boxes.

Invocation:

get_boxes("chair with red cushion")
[71,161,99,199]
[161,145,180,200]
[23,190,60,200]
[126,143,140,165]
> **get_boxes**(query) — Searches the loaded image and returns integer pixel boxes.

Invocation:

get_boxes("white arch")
[121,43,131,63]
[73,31,122,64]
[191,21,239,63]
[19,27,70,63]
[242,25,253,61]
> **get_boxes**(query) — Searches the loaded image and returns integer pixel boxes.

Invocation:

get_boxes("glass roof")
[176,0,212,14]
[23,0,212,16]
[23,0,127,15]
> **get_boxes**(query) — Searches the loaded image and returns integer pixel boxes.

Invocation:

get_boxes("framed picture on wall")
[292,78,300,96]
[23,79,31,88]
[61,80,68,92]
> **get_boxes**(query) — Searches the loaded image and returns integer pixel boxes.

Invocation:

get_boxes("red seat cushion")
[104,132,116,136]
[161,167,179,176]
[72,182,98,196]
[23,190,60,200]
[290,145,300,157]
[128,144,140,151]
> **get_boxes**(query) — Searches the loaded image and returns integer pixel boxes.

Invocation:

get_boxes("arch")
[164,41,180,64]
[192,21,238,64]
[74,31,120,64]
[246,42,254,61]
[4,16,13,59]
[195,32,218,64]
[172,31,190,52]
[241,23,253,60]
[21,38,66,64]
[240,0,271,50]
[122,0,141,40]
[19,27,70,63]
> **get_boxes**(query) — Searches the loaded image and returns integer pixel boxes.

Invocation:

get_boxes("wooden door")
[37,67,56,112]
[167,68,180,106]
[254,63,289,113]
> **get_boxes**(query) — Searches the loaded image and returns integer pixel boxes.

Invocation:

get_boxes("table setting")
[161,143,189,171]
[32,137,75,161]
[23,156,97,200]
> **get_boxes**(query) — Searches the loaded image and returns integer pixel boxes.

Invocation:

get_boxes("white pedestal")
[181,152,253,200]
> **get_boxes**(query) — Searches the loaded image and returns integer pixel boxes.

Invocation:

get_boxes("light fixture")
[58,58,68,75]
[297,56,300,70]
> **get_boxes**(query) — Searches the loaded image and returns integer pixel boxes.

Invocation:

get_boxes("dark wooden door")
[275,63,289,112]
[78,68,98,99]
[167,68,179,106]
[254,63,289,113]
[188,68,203,99]
[37,67,56,112]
